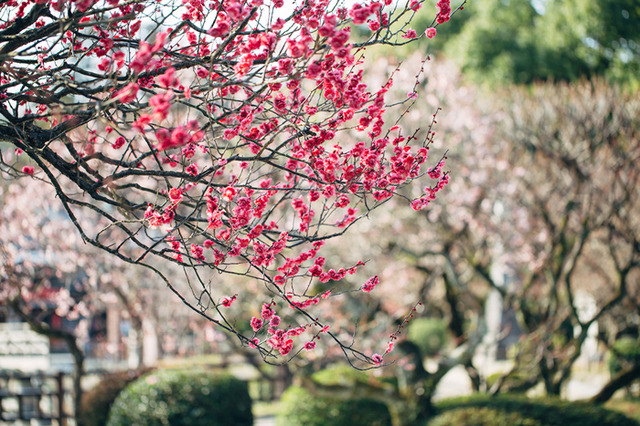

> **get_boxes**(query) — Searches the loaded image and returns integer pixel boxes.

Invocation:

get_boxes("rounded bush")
[277,385,392,426]
[429,395,639,426]
[106,369,252,426]
[609,337,640,375]
[79,369,150,426]
[407,317,448,357]
[311,364,372,387]
[428,406,542,426]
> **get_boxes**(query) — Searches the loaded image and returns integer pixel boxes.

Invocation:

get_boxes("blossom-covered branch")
[0,0,456,366]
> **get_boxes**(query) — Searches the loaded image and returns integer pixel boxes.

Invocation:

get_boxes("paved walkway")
[255,415,276,426]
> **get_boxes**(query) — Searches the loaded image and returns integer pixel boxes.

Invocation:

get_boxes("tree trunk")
[10,299,86,425]
[132,316,144,367]
[590,364,640,403]
[540,359,562,396]
[63,333,85,425]
[273,364,293,399]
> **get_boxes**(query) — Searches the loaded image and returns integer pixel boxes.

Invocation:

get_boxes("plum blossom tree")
[0,178,103,420]
[0,0,464,366]
[0,177,164,419]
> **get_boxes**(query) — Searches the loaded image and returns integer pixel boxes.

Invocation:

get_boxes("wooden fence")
[0,371,68,425]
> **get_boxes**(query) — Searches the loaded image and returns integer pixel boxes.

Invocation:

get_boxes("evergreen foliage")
[107,369,252,426]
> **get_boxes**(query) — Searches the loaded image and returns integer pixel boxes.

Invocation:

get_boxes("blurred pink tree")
[359,56,640,400]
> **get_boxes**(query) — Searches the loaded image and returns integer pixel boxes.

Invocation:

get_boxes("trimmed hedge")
[609,337,640,375]
[311,364,381,388]
[79,369,150,426]
[106,369,252,426]
[428,406,542,426]
[407,318,448,357]
[277,385,392,426]
[427,394,640,426]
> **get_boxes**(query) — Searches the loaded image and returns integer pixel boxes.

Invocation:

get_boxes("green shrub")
[79,369,150,426]
[407,318,448,357]
[428,394,639,426]
[277,385,392,426]
[609,337,640,375]
[311,364,376,387]
[605,399,640,424]
[428,406,543,426]
[106,369,252,426]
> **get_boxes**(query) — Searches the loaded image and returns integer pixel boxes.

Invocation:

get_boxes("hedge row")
[83,366,639,426]
[428,394,639,426]
[277,385,392,426]
[82,368,252,426]
[106,369,252,426]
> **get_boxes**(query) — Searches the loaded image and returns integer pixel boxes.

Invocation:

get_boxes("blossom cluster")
[1,0,453,365]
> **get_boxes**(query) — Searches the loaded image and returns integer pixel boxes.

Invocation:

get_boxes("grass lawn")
[605,399,640,423]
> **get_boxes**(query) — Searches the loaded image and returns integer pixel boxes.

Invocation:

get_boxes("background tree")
[1,247,89,421]
[0,179,101,420]
[0,177,156,420]
[537,0,640,86]
[488,80,640,396]
[416,0,640,86]
[344,54,640,400]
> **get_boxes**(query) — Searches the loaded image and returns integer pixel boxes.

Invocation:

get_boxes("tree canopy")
[415,0,640,86]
